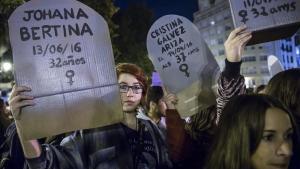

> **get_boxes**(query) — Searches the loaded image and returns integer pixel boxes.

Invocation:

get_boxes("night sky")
[114,0,199,21]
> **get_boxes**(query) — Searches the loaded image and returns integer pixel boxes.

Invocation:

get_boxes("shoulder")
[60,123,125,146]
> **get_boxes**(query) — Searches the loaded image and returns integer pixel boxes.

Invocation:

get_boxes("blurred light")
[210,21,215,25]
[151,72,162,86]
[2,62,12,72]
[296,47,299,55]
[244,77,253,88]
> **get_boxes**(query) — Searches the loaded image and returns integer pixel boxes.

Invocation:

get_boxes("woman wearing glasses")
[9,63,172,169]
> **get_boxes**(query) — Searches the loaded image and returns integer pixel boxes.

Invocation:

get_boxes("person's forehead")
[118,73,139,84]
[264,107,292,130]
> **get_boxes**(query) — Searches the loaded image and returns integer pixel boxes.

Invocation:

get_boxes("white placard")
[229,0,300,44]
[147,15,220,117]
[9,0,123,139]
[230,0,300,30]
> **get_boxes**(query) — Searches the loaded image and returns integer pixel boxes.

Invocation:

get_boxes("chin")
[123,106,136,112]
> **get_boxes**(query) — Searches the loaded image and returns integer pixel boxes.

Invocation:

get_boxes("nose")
[276,141,293,157]
[126,88,134,96]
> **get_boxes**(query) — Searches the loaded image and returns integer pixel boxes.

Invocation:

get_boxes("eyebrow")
[263,128,293,133]
[118,82,141,85]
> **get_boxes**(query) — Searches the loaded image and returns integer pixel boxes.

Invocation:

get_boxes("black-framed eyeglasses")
[119,84,143,94]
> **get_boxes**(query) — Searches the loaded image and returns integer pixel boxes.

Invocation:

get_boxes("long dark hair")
[205,94,298,169]
[265,68,300,122]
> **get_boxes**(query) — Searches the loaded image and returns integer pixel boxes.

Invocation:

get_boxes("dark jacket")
[27,119,172,169]
[0,123,25,169]
[0,123,67,169]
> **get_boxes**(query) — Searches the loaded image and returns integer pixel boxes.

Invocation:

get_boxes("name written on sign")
[150,17,201,77]
[237,1,297,24]
[151,18,187,54]
[20,8,93,41]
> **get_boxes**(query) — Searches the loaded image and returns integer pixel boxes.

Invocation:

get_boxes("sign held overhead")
[229,0,300,45]
[147,15,220,117]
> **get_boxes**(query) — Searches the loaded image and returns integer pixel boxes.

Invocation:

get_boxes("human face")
[251,107,293,169]
[118,73,143,113]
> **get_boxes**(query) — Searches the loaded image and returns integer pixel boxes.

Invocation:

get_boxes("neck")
[123,111,137,130]
[148,113,161,124]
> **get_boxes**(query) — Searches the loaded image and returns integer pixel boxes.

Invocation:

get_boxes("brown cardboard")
[229,0,300,45]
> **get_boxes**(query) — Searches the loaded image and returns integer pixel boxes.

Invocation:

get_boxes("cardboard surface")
[147,15,220,117]
[8,0,122,139]
[229,0,300,45]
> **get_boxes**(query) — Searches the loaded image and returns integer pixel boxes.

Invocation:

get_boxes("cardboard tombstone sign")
[229,0,300,45]
[268,55,284,77]
[147,15,220,118]
[8,0,122,140]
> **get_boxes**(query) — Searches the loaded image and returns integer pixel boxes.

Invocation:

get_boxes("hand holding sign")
[224,25,252,62]
[147,15,220,117]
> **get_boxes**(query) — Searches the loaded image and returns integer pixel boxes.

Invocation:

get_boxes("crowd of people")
[0,25,299,169]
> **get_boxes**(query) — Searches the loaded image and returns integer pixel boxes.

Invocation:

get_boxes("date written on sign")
[32,42,82,56]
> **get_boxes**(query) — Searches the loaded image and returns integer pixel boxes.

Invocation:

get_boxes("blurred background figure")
[146,85,167,133]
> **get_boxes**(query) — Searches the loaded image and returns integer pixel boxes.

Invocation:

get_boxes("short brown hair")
[116,63,148,104]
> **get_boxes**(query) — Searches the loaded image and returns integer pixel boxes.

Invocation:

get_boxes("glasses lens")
[119,84,128,93]
[132,85,143,94]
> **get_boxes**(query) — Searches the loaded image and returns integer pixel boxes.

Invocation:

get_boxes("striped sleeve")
[215,59,246,124]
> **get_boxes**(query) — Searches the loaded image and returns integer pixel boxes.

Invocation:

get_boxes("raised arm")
[215,25,251,124]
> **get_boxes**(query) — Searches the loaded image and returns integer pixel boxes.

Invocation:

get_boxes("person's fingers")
[229,30,251,44]
[11,100,35,120]
[227,25,247,41]
[9,95,34,105]
[13,100,35,109]
[9,94,34,120]
[10,86,31,99]
[237,31,252,41]
[166,93,176,99]
[165,94,178,105]
[226,29,250,47]
[162,86,169,96]
[227,32,251,52]
[240,33,252,45]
